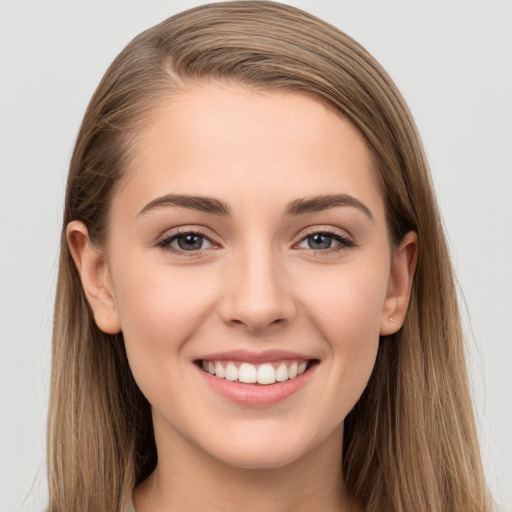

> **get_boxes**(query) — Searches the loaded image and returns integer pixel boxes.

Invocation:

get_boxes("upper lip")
[196,349,317,364]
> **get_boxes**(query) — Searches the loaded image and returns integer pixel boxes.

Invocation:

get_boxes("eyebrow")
[137,194,231,217]
[284,194,374,221]
[137,193,373,221]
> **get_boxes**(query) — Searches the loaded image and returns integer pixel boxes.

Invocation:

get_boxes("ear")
[380,231,418,335]
[66,220,121,334]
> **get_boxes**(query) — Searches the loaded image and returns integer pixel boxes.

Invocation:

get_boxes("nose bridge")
[220,236,296,334]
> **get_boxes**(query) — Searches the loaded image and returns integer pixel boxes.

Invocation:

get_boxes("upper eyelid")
[156,226,220,244]
[295,225,354,242]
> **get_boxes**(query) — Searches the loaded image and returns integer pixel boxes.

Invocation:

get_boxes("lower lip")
[196,363,317,407]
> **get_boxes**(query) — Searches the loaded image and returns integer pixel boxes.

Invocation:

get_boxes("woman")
[47,2,493,511]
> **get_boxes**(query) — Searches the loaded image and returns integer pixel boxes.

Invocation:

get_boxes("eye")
[296,230,355,252]
[157,231,216,253]
[300,233,336,250]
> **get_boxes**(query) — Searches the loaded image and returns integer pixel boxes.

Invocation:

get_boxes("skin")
[68,84,417,512]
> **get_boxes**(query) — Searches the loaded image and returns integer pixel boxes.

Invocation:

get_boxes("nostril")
[223,314,289,335]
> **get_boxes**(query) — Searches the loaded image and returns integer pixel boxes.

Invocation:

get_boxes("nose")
[219,245,297,335]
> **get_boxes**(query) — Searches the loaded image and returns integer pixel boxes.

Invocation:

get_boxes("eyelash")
[155,227,355,257]
[156,228,217,257]
[296,227,355,255]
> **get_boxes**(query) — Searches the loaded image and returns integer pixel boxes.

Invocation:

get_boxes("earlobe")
[66,221,122,334]
[380,231,418,336]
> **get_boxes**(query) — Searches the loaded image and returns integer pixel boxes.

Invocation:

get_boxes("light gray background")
[1,1,511,510]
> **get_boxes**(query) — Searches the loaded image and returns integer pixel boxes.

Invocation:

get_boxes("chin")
[202,428,324,471]
[213,446,306,470]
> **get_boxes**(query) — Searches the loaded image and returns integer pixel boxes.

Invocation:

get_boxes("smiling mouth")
[197,359,318,385]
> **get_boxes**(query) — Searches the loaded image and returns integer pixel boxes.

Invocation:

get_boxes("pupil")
[178,234,202,250]
[309,233,332,250]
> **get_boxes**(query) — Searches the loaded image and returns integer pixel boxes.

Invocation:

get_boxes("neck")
[134,420,351,512]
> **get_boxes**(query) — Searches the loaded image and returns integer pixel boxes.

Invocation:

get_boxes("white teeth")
[238,362,257,383]
[201,359,311,384]
[215,361,225,379]
[225,362,238,381]
[275,362,289,382]
[288,362,298,379]
[257,363,276,385]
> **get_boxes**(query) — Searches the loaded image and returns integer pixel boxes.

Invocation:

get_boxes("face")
[80,84,411,470]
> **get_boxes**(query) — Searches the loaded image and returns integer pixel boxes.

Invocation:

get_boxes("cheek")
[306,260,388,343]
[303,261,388,396]
[111,258,217,369]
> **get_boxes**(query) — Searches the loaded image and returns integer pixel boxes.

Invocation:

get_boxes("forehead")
[116,83,386,223]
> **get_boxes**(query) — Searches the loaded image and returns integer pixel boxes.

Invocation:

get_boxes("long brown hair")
[47,2,493,511]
